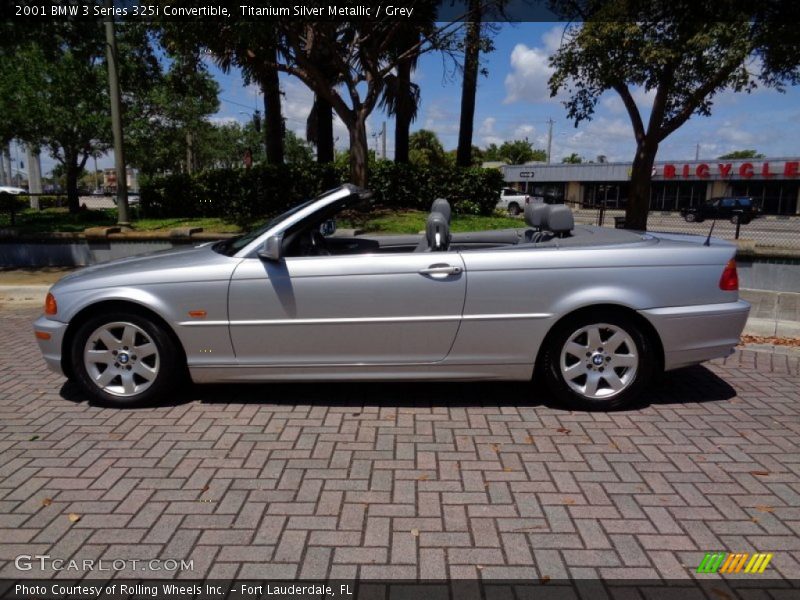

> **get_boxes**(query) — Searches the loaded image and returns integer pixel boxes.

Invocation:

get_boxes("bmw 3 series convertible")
[34,184,749,410]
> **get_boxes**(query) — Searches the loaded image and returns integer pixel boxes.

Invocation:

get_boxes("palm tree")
[456,0,482,167]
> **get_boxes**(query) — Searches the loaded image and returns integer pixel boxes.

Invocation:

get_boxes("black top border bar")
[2,0,797,22]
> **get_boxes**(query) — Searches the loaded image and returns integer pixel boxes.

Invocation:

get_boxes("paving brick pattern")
[1,307,799,580]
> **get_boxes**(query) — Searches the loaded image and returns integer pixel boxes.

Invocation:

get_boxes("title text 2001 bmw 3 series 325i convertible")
[33,185,749,411]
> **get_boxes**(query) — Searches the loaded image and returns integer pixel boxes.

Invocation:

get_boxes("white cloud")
[503,25,574,105]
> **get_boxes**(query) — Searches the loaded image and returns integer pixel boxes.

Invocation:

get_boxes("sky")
[19,22,800,178]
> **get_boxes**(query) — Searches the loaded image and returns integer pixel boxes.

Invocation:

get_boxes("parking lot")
[1,305,799,582]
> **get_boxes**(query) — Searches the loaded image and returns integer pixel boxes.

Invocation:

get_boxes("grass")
[1,207,520,236]
[340,209,521,234]
[0,208,242,234]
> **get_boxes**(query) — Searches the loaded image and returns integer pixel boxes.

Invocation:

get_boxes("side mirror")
[257,234,283,261]
[320,219,336,237]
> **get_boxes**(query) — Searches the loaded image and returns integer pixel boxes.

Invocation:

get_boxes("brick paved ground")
[1,306,799,581]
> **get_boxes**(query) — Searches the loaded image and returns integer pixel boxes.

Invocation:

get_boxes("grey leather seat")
[431,198,451,223]
[539,204,574,240]
[415,211,450,252]
[523,203,549,242]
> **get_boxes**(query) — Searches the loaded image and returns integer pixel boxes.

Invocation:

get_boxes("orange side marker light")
[188,310,207,318]
[35,331,51,340]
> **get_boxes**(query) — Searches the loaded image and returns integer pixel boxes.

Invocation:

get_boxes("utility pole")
[381,121,386,160]
[546,118,554,164]
[104,0,130,227]
[695,143,700,160]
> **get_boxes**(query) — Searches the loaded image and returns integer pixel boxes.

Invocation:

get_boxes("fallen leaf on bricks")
[41,498,52,507]
[563,498,576,505]
[524,436,534,444]
[29,435,39,441]
[609,442,619,450]
[755,505,774,513]
[410,528,419,537]
[68,513,81,523]
[417,474,428,481]
[200,485,210,494]
[489,444,500,453]
[556,428,571,434]
[503,467,514,472]
[750,471,769,477]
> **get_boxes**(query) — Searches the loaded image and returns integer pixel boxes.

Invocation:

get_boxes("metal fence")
[563,202,800,253]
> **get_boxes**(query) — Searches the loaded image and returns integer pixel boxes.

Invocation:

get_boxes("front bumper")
[639,300,750,371]
[33,315,68,376]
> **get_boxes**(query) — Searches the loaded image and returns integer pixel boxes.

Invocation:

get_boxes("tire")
[70,311,182,407]
[684,212,697,222]
[540,310,656,411]
[508,202,521,216]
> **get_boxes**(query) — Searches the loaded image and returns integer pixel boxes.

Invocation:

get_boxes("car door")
[227,252,467,365]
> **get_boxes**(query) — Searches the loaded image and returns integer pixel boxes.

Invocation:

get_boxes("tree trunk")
[185,130,194,174]
[456,0,481,167]
[349,116,369,187]
[315,95,334,163]
[625,139,658,230]
[394,57,413,164]
[263,45,284,165]
[65,159,80,214]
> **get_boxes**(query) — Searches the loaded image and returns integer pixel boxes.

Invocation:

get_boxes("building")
[503,157,800,215]
[103,168,139,194]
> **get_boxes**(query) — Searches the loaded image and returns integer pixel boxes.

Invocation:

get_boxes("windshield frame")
[219,185,358,259]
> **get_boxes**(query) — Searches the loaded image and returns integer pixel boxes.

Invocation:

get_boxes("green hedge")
[140,162,503,224]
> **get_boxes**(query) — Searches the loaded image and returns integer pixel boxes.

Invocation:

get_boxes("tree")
[562,152,583,163]
[497,140,546,164]
[126,52,220,177]
[4,22,159,212]
[549,1,800,230]
[719,149,765,159]
[409,129,447,166]
[456,0,482,167]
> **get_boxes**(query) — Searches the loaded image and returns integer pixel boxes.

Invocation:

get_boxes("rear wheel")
[684,212,697,222]
[541,310,655,411]
[70,312,182,407]
[508,202,521,216]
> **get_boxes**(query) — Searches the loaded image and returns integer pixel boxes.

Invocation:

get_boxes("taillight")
[719,259,739,291]
[44,292,57,315]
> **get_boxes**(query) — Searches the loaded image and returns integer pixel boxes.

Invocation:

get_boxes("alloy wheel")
[559,323,638,400]
[83,321,160,397]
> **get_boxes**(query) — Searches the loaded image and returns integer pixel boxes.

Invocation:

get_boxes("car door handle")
[419,264,462,277]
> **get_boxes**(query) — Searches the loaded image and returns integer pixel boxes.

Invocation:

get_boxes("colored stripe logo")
[697,552,773,574]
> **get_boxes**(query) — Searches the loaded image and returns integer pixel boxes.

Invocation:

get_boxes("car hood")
[52,243,239,292]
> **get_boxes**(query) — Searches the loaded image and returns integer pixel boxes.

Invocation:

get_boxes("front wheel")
[70,311,183,407]
[540,311,655,411]
[507,202,521,216]
[684,212,697,222]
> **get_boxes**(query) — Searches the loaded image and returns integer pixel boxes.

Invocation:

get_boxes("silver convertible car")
[34,184,749,410]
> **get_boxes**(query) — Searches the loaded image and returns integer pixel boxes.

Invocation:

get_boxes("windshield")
[213,198,316,257]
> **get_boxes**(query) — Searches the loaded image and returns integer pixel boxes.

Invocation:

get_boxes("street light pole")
[104,0,130,226]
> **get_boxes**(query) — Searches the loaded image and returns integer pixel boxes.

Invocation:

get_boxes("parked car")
[34,184,749,411]
[681,196,758,225]
[497,187,532,215]
[0,185,28,195]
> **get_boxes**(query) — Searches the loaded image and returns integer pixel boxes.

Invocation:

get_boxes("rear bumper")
[639,300,750,371]
[33,315,68,376]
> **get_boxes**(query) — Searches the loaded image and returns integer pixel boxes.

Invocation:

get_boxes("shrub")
[139,162,503,223]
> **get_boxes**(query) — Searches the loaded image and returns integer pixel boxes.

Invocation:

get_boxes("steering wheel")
[299,229,330,256]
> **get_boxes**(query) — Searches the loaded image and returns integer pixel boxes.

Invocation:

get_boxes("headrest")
[524,202,549,229]
[431,198,451,223]
[426,211,450,251]
[543,204,574,234]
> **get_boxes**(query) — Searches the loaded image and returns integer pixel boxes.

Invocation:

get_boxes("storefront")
[503,158,800,215]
